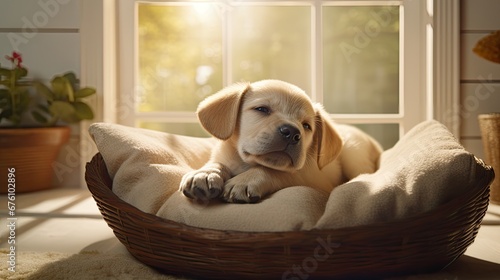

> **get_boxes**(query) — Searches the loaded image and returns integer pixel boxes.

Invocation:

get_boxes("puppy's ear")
[197,82,250,140]
[314,104,343,169]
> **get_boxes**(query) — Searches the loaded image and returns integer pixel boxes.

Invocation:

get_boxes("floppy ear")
[197,82,250,140]
[314,105,343,169]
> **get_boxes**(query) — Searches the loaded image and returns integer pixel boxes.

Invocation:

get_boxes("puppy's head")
[197,80,343,171]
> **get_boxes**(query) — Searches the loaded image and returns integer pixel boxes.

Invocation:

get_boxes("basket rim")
[85,152,494,237]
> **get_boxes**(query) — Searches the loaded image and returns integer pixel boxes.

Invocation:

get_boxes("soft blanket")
[89,120,477,231]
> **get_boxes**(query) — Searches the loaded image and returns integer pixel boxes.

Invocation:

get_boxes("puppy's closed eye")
[254,106,271,115]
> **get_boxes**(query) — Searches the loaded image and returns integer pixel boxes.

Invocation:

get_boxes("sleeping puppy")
[179,80,382,203]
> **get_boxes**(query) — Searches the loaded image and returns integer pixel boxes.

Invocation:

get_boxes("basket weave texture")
[86,153,494,279]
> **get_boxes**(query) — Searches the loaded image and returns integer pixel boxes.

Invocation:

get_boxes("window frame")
[79,0,460,187]
[116,0,430,137]
[80,0,451,135]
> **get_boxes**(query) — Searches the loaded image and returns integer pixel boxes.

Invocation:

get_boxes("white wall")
[0,0,82,188]
[460,0,500,159]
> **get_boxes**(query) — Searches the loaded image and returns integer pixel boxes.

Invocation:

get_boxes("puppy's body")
[179,80,382,203]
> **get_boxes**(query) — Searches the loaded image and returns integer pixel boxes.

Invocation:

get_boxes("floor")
[1,188,500,279]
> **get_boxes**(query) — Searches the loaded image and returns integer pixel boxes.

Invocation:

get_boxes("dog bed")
[85,120,494,279]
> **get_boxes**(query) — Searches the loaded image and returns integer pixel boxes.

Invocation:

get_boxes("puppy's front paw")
[179,164,230,201]
[223,176,265,204]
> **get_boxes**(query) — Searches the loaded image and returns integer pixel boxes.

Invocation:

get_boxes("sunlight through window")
[135,1,404,149]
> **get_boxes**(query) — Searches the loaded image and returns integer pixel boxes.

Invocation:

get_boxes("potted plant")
[0,52,96,193]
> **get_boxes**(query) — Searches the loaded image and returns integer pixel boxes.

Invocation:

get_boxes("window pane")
[323,6,399,114]
[138,4,223,112]
[353,123,399,150]
[231,6,311,93]
[138,122,210,137]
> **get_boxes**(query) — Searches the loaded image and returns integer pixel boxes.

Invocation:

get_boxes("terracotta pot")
[0,126,71,193]
[478,113,500,204]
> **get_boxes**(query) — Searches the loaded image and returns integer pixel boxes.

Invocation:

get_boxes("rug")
[1,248,498,280]
[0,249,187,280]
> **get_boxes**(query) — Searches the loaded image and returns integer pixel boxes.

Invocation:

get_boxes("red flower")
[5,52,23,68]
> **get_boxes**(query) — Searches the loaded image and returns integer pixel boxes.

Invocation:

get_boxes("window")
[117,0,430,149]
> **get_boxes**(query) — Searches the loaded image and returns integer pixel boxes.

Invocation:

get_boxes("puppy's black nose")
[279,125,301,145]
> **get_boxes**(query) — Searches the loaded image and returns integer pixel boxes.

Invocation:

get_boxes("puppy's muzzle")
[279,124,301,145]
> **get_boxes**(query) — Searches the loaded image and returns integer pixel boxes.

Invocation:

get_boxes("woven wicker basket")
[86,153,494,279]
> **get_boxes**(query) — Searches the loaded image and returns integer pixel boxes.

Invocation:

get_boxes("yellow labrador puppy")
[179,80,382,203]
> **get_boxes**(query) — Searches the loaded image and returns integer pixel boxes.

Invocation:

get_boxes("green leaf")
[74,87,96,98]
[9,115,21,125]
[35,82,55,101]
[37,104,50,114]
[50,76,66,93]
[0,68,12,78]
[12,67,27,82]
[32,111,48,124]
[0,89,12,119]
[63,72,78,91]
[0,88,10,99]
[0,108,12,120]
[51,76,74,101]
[72,101,94,120]
[49,101,76,123]
[51,76,66,95]
[63,72,77,82]
[16,89,31,113]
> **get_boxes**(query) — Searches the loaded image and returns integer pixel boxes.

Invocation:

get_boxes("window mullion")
[224,3,232,86]
[330,113,404,123]
[313,1,322,103]
[135,111,198,123]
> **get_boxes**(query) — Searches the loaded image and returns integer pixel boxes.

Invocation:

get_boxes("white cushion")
[315,120,476,229]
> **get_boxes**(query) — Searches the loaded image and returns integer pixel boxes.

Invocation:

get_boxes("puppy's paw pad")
[179,169,225,200]
[209,186,221,198]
